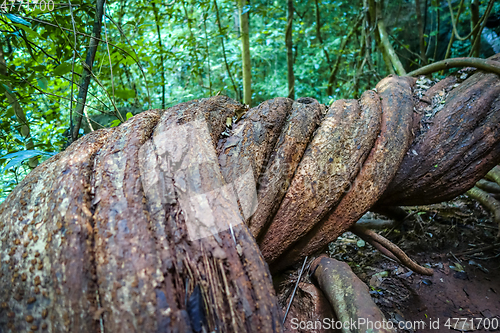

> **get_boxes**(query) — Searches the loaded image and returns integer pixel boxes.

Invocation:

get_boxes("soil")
[327,196,500,332]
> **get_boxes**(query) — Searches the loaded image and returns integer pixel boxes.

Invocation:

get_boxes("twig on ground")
[351,225,434,275]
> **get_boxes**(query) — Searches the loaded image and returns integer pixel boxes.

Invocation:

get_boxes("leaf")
[1,83,15,95]
[115,88,135,99]
[12,23,44,40]
[110,119,121,127]
[1,150,55,174]
[4,13,31,26]
[37,77,48,90]
[53,63,72,76]
[242,4,251,15]
[126,112,133,120]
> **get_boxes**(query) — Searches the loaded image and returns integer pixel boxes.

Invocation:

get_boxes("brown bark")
[249,98,324,240]
[270,76,415,271]
[0,96,282,332]
[379,57,500,206]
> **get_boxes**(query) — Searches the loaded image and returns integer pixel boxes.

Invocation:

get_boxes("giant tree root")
[1,55,500,331]
[0,98,282,332]
[311,255,395,333]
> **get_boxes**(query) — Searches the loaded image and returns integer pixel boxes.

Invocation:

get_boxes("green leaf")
[4,13,31,26]
[1,83,15,95]
[53,63,72,76]
[110,119,121,127]
[126,112,133,120]
[242,4,251,15]
[115,88,135,99]
[1,150,55,174]
[12,23,44,40]
[37,77,48,90]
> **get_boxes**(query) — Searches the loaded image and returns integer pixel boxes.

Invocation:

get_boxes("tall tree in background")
[415,0,428,64]
[152,1,166,109]
[368,0,406,76]
[286,0,294,99]
[71,0,106,142]
[470,0,480,57]
[238,0,252,106]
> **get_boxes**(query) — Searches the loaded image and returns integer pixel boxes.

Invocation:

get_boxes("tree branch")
[71,0,106,142]
[406,57,500,76]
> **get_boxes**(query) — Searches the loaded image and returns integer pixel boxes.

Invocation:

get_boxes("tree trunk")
[152,1,166,109]
[415,0,428,64]
[71,0,106,143]
[285,0,295,99]
[368,0,406,76]
[238,0,252,106]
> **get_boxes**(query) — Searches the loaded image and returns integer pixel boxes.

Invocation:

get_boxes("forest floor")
[329,197,500,333]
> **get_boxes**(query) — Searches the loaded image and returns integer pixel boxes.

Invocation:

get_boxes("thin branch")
[203,11,212,95]
[446,0,493,41]
[104,14,151,108]
[467,0,494,57]
[283,256,308,324]
[71,0,105,142]
[466,186,500,237]
[103,4,116,121]
[19,14,151,108]
[406,57,500,76]
[433,0,440,61]
[351,225,434,275]
[68,0,77,132]
[415,0,428,64]
[213,0,239,100]
[152,1,166,109]
[286,0,295,99]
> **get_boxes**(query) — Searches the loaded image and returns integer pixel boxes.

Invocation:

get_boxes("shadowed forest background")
[1,0,499,202]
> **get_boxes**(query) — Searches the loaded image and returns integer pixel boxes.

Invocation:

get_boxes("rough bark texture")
[248,98,324,240]
[0,96,282,333]
[2,59,500,331]
[270,76,415,271]
[0,129,114,332]
[379,67,500,206]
